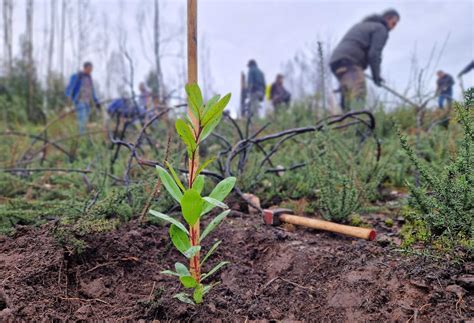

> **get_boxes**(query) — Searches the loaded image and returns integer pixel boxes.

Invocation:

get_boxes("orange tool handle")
[279,213,376,241]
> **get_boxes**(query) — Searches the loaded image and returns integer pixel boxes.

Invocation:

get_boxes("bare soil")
[0,211,472,321]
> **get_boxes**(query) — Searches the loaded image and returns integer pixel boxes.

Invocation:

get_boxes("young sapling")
[150,83,235,304]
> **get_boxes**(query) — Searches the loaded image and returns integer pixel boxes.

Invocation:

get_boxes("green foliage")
[0,51,47,124]
[314,153,360,222]
[244,127,384,222]
[398,101,473,252]
[150,84,235,305]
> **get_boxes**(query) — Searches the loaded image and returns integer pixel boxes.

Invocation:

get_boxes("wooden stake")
[187,0,198,85]
[187,0,200,282]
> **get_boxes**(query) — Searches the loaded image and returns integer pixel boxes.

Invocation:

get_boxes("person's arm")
[458,61,474,77]
[65,74,77,99]
[91,79,100,108]
[368,27,389,86]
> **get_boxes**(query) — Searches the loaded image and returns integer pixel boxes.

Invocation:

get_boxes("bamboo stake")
[187,0,201,282]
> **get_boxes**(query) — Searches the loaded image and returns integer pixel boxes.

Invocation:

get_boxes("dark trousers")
[438,89,453,109]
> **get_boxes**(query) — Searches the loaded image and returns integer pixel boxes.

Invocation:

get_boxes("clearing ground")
[0,207,472,321]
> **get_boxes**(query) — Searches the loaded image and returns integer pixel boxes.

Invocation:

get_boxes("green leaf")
[202,177,236,215]
[203,94,221,115]
[201,261,229,281]
[200,210,230,242]
[203,197,228,210]
[184,246,201,259]
[192,175,205,194]
[156,166,183,203]
[202,93,231,125]
[185,83,204,118]
[193,284,204,304]
[201,240,221,266]
[176,119,197,155]
[174,292,195,305]
[180,275,198,288]
[161,269,180,277]
[180,189,204,226]
[200,116,222,142]
[196,158,216,177]
[170,224,191,255]
[149,210,189,234]
[175,262,191,277]
[165,161,186,192]
[184,116,196,133]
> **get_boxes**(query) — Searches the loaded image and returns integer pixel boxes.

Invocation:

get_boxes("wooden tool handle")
[280,214,376,241]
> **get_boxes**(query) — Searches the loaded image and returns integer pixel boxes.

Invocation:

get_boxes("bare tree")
[73,0,95,69]
[99,13,111,98]
[317,41,327,111]
[77,0,84,67]
[45,0,57,112]
[58,0,66,77]
[153,0,164,101]
[2,0,13,76]
[25,0,35,121]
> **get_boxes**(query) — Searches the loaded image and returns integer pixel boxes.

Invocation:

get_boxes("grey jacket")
[330,15,389,82]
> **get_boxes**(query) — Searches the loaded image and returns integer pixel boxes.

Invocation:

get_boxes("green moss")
[348,214,364,227]
[400,207,431,247]
[384,218,394,227]
[86,189,133,221]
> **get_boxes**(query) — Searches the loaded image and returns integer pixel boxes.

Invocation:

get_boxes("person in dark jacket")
[458,60,474,78]
[246,59,266,118]
[330,9,400,111]
[270,74,291,110]
[65,62,101,134]
[436,70,455,109]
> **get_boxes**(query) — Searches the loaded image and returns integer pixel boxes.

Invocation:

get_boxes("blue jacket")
[437,74,454,94]
[247,65,266,93]
[107,98,146,118]
[65,72,99,104]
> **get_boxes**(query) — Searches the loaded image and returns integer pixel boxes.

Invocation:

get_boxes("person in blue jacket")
[436,70,455,109]
[65,62,101,133]
[246,59,266,118]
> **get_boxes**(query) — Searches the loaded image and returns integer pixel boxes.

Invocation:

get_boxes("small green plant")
[310,131,383,222]
[150,84,236,304]
[398,97,473,252]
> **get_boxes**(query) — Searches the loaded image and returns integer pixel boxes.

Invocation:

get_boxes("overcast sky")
[4,0,474,112]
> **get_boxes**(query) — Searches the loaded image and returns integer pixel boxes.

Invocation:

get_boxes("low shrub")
[398,96,473,253]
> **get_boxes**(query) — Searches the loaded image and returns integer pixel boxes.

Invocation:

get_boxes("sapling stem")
[188,149,201,282]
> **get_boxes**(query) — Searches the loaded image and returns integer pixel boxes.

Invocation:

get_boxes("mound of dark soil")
[0,213,472,321]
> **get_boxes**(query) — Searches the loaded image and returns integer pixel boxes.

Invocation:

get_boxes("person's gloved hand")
[374,76,385,87]
[96,102,102,110]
